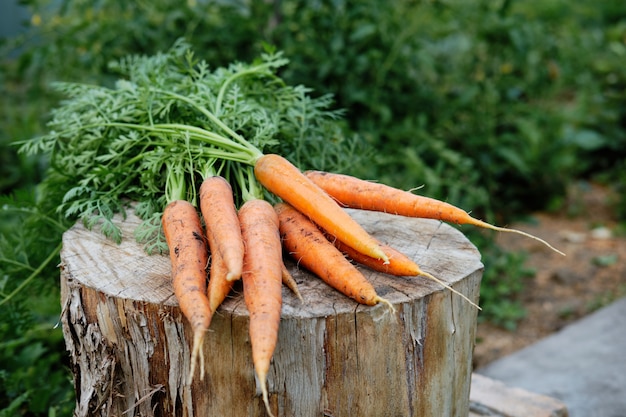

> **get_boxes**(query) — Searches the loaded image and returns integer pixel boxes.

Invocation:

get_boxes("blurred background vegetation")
[1,0,625,414]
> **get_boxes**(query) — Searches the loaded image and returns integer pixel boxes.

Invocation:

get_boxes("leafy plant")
[0,191,73,416]
[6,0,624,219]
[474,232,536,330]
[18,40,366,252]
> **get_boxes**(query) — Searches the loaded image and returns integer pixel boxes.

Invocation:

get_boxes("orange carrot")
[254,154,389,263]
[281,262,303,303]
[162,200,211,384]
[275,202,394,310]
[199,175,245,282]
[328,235,479,308]
[207,243,234,314]
[306,170,565,256]
[329,236,420,277]
[239,199,283,417]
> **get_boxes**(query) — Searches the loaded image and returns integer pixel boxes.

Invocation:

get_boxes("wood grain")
[60,208,483,417]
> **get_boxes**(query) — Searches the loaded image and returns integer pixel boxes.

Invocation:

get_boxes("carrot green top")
[18,39,364,253]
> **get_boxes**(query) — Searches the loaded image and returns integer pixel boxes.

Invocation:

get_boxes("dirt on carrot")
[199,175,245,282]
[275,202,394,311]
[162,199,212,384]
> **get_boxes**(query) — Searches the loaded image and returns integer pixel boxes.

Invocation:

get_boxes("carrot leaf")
[17,39,364,248]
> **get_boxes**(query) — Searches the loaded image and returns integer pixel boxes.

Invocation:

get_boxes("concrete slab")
[477,296,626,417]
[470,373,568,417]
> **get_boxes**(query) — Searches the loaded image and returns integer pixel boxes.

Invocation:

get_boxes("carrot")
[330,236,419,277]
[275,202,394,311]
[239,199,283,417]
[306,170,565,256]
[254,154,389,263]
[162,199,211,384]
[329,235,479,308]
[281,262,304,303]
[199,175,245,282]
[207,243,234,314]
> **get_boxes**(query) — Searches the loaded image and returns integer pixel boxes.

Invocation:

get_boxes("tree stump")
[60,208,483,417]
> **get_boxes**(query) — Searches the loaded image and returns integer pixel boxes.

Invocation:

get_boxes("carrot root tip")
[226,271,240,282]
[187,330,206,385]
[378,250,390,264]
[420,271,481,310]
[502,227,566,256]
[376,296,396,315]
[199,343,205,380]
[291,286,304,303]
[478,220,566,256]
[260,380,275,417]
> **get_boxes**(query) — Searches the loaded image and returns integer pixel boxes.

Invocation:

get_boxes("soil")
[472,181,626,369]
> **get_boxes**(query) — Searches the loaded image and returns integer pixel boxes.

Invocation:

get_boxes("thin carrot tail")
[259,374,275,417]
[419,270,481,310]
[188,330,207,385]
[474,219,565,256]
[374,296,396,314]
[282,263,304,303]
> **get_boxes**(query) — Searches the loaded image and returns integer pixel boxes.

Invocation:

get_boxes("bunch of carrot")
[161,152,563,417]
[21,44,564,416]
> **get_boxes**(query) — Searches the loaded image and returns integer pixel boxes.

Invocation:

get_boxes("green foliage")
[0,192,73,416]
[18,40,366,252]
[551,4,626,179]
[475,233,536,330]
[0,58,50,195]
[4,0,624,217]
[2,0,271,84]
[612,161,626,222]
[2,1,626,414]
[0,304,74,417]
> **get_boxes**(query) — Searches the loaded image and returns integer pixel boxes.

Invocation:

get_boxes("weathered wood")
[60,208,483,417]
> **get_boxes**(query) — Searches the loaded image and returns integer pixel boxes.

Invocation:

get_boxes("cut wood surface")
[60,208,484,417]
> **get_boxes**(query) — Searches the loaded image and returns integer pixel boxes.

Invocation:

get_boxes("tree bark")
[60,208,483,417]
